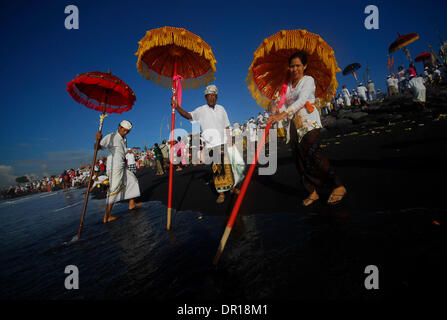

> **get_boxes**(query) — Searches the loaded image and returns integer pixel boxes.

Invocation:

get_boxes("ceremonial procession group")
[7,26,447,233]
[319,62,446,117]
[1,168,97,198]
[93,48,350,223]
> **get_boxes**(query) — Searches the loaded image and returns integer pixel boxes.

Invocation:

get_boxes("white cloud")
[0,165,17,187]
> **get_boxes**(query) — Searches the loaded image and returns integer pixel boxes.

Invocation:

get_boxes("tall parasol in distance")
[389,32,419,63]
[415,52,433,69]
[214,29,340,265]
[67,70,136,240]
[135,26,217,230]
[342,63,361,84]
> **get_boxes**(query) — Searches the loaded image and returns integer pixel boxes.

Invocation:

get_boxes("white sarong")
[227,145,246,188]
[106,168,140,204]
[413,88,426,102]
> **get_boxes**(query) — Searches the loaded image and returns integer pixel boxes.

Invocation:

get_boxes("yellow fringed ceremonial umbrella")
[214,29,340,265]
[247,29,340,110]
[135,26,217,231]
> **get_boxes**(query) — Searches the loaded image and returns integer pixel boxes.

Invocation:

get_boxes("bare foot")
[105,216,117,223]
[129,202,143,210]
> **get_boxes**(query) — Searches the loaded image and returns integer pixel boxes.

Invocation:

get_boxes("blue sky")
[0,0,446,185]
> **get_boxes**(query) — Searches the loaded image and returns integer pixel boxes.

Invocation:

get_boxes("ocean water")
[0,188,445,300]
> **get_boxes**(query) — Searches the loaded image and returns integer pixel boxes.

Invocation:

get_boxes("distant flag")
[428,44,440,64]
[388,56,391,70]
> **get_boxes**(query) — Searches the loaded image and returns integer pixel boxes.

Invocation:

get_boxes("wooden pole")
[75,92,108,240]
[167,58,178,230]
[213,121,272,265]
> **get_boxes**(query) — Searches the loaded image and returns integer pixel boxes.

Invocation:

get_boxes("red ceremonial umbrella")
[388,32,419,62]
[415,52,431,62]
[415,52,433,69]
[67,70,136,240]
[414,52,431,62]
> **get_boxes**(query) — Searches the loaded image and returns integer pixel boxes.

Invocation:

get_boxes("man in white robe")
[95,120,142,223]
[407,74,427,110]
[366,80,376,101]
[356,83,368,105]
[342,85,351,107]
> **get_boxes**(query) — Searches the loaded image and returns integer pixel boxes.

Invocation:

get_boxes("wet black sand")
[3,88,446,310]
[129,87,447,301]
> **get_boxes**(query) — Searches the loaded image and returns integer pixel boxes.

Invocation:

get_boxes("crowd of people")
[1,167,95,198]
[4,56,446,211]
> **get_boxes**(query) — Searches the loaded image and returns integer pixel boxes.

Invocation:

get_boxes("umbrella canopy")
[342,63,361,75]
[388,32,419,54]
[247,29,340,109]
[67,71,136,114]
[415,52,432,62]
[135,26,217,90]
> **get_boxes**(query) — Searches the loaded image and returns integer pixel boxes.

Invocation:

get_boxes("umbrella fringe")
[138,62,215,90]
[136,26,217,79]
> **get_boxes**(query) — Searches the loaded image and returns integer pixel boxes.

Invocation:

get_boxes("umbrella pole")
[167,58,178,231]
[352,71,358,84]
[76,101,108,240]
[213,121,272,265]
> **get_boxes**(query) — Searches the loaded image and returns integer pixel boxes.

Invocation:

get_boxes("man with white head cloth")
[95,120,142,223]
[172,84,245,204]
[356,82,368,106]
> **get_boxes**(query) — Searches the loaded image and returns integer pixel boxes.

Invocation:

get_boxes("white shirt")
[342,88,351,98]
[126,152,136,165]
[99,132,128,170]
[408,77,426,91]
[92,175,108,188]
[357,86,368,97]
[248,122,257,142]
[282,76,316,115]
[190,104,231,148]
[282,76,322,135]
[366,82,375,92]
[386,78,395,87]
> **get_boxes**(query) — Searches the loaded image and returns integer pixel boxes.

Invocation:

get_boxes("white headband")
[204,84,218,95]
